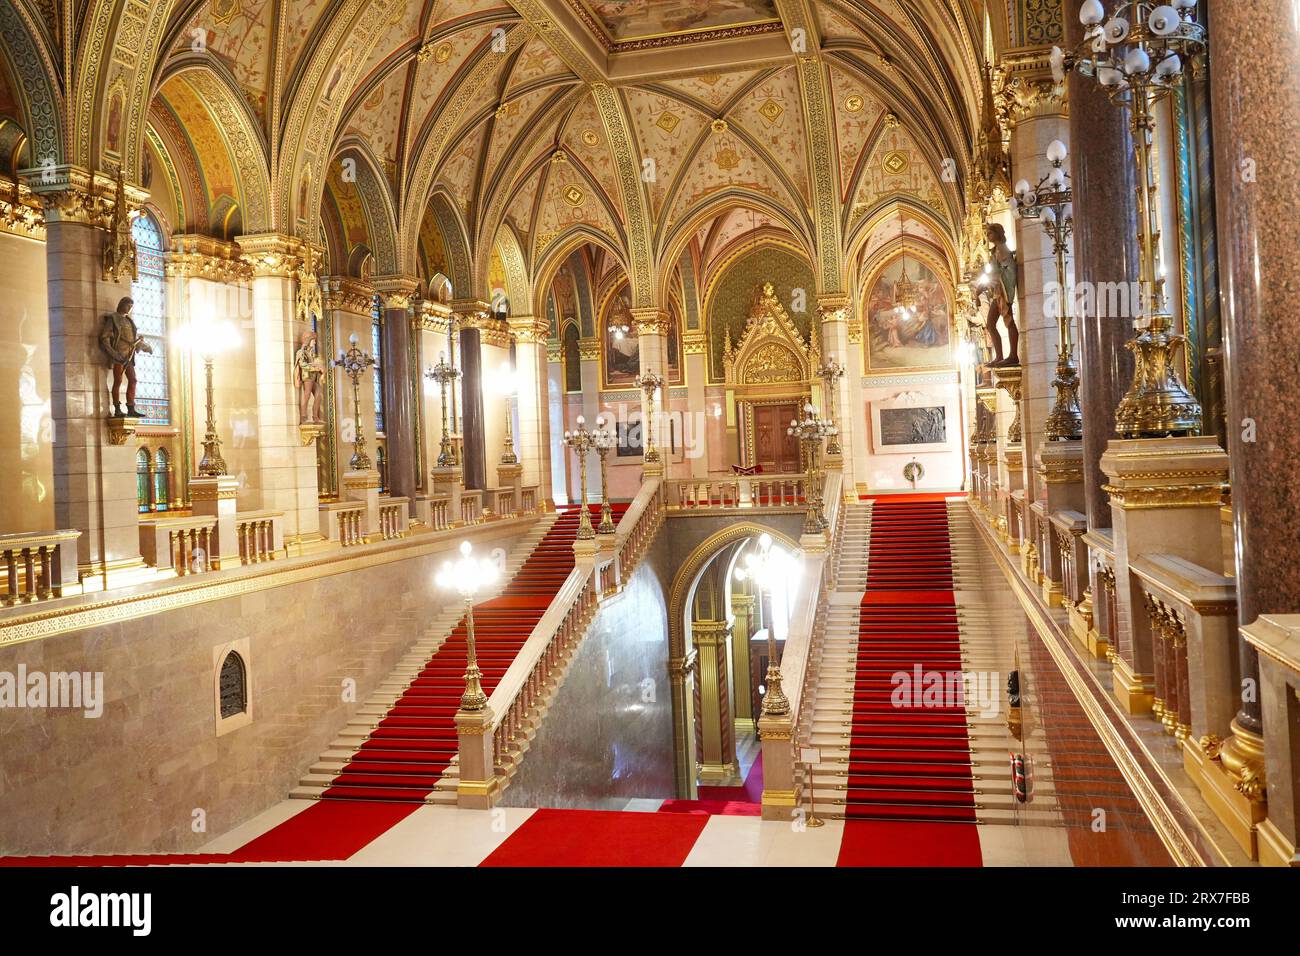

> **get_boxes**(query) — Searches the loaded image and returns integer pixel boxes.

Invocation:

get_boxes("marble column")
[450,300,492,491]
[1203,0,1300,861]
[684,331,709,479]
[1064,0,1141,530]
[508,315,553,503]
[36,168,144,576]
[239,234,321,544]
[546,340,568,503]
[730,591,756,732]
[374,276,420,500]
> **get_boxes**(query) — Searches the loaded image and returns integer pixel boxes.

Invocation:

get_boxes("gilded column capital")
[0,179,44,239]
[629,307,669,336]
[415,299,453,334]
[682,329,707,355]
[26,164,145,226]
[508,314,551,343]
[373,275,421,310]
[577,337,600,361]
[237,232,305,278]
[453,301,510,347]
[815,295,852,325]
[322,275,377,316]
[165,234,252,283]
[996,48,1067,131]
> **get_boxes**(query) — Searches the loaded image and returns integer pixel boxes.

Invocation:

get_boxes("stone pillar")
[470,312,513,487]
[693,619,738,783]
[508,315,553,502]
[374,276,420,500]
[238,234,320,544]
[1064,0,1141,530]
[730,591,756,733]
[455,708,499,809]
[818,297,856,495]
[631,308,669,467]
[1201,0,1300,862]
[1003,51,1072,511]
[683,331,709,479]
[576,335,600,500]
[36,168,144,577]
[190,476,239,566]
[993,365,1025,549]
[546,339,568,504]
[1100,438,1229,715]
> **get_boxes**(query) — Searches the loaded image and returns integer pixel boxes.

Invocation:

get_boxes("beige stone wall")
[0,524,528,854]
[0,232,54,534]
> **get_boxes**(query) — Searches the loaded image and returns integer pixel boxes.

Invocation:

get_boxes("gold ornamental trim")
[237,232,306,278]
[0,180,44,239]
[1103,483,1226,509]
[577,337,600,361]
[165,234,252,282]
[508,314,551,343]
[630,307,669,336]
[323,275,377,316]
[415,301,453,334]
[682,331,707,355]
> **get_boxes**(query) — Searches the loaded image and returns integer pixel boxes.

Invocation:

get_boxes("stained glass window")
[130,212,169,424]
[372,297,385,434]
[153,448,170,512]
[136,448,151,513]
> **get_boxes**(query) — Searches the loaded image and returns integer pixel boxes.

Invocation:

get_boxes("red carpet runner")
[838,496,982,866]
[321,504,625,803]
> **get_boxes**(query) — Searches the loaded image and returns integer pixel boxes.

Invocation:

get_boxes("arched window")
[375,445,388,494]
[219,651,247,719]
[153,448,170,512]
[563,323,581,393]
[130,212,169,424]
[135,448,151,513]
[371,296,385,434]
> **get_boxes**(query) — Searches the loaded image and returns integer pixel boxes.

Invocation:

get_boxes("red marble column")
[1207,0,1300,740]
[1064,1,1141,530]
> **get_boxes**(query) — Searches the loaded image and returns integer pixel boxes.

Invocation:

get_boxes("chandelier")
[893,231,920,315]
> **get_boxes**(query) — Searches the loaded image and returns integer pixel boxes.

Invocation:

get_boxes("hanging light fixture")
[892,224,920,316]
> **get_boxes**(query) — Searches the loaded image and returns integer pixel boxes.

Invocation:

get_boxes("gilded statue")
[98,296,152,418]
[980,223,1020,367]
[294,329,326,424]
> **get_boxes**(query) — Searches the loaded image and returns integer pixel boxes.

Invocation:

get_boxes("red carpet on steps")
[658,755,764,815]
[840,496,983,865]
[321,504,626,804]
[479,808,709,867]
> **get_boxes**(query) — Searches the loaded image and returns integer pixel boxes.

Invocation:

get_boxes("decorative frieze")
[0,179,44,239]
[323,275,376,316]
[237,232,306,278]
[165,234,252,283]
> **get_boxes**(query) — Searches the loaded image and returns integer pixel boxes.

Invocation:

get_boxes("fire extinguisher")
[1010,752,1029,803]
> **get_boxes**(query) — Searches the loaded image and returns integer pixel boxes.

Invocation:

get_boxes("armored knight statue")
[980,223,1020,367]
[98,296,152,418]
[294,328,326,424]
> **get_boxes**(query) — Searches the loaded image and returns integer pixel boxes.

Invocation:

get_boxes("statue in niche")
[98,296,152,418]
[294,329,326,424]
[980,223,1019,367]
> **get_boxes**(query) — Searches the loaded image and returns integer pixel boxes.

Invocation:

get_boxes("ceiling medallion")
[433,42,453,63]
[563,185,585,206]
[212,0,241,26]
[711,118,728,133]
[714,146,740,171]
[581,129,600,147]
[699,73,722,86]
[758,98,784,124]
[844,94,864,113]
[883,151,909,175]
[656,110,682,133]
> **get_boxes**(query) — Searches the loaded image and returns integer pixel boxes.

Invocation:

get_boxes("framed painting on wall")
[600,281,684,389]
[863,254,954,373]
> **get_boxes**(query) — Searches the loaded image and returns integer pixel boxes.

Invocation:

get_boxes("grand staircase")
[292,505,622,805]
[803,497,1057,824]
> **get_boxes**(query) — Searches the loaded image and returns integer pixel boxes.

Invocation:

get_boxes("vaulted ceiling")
[0,0,1012,304]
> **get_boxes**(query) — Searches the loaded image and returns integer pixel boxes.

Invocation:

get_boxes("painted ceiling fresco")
[573,0,779,43]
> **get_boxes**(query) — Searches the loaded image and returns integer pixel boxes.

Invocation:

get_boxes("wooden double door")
[750,402,802,474]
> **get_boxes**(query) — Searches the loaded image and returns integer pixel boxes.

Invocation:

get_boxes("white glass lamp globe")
[1080,0,1105,25]
[1149,5,1181,35]
[1124,46,1151,75]
[1046,140,1068,165]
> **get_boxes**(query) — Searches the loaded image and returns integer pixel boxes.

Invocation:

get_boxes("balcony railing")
[0,530,81,605]
[665,473,807,511]
[457,479,666,803]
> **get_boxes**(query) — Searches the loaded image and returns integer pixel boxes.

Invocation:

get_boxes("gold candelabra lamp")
[1015,139,1083,441]
[334,332,377,471]
[181,316,239,477]
[1053,0,1204,437]
[636,371,665,465]
[592,416,617,535]
[436,541,499,713]
[734,533,791,718]
[817,355,846,457]
[563,414,598,540]
[787,403,836,535]
[425,351,461,468]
